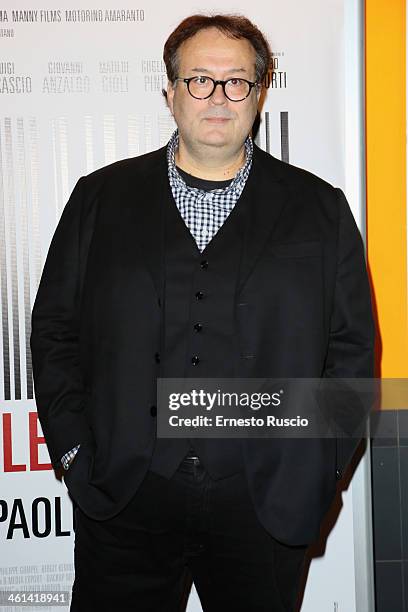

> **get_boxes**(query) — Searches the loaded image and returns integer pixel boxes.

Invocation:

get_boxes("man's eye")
[194,76,209,85]
[229,78,242,86]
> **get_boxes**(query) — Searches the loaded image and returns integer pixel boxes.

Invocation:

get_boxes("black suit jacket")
[30,143,375,545]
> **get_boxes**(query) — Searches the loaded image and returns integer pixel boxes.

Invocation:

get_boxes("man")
[30,13,375,612]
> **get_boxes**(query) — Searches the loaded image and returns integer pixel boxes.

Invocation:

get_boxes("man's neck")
[175,139,247,181]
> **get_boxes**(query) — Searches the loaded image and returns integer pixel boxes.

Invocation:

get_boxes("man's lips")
[203,117,231,123]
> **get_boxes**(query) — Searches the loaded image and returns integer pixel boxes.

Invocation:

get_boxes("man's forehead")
[178,30,256,72]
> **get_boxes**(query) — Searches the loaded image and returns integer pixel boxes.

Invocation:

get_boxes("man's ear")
[166,79,175,115]
[257,84,266,113]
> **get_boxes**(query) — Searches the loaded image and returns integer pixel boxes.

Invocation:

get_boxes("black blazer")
[30,143,375,545]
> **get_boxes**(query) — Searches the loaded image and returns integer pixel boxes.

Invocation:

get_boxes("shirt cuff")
[61,444,81,470]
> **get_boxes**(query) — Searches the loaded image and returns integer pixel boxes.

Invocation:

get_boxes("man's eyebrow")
[190,67,248,74]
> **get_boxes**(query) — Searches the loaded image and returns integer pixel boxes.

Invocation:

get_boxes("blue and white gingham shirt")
[61,129,253,470]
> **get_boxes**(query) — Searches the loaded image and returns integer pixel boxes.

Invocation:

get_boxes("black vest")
[149,175,251,479]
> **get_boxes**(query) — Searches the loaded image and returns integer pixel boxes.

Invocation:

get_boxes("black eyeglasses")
[174,76,259,102]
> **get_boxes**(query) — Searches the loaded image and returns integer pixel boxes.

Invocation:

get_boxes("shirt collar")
[166,128,253,194]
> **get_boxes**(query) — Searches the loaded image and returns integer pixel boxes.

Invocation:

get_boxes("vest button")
[150,405,157,417]
[200,260,209,269]
[194,323,203,332]
[336,468,342,481]
[154,352,160,363]
[195,291,204,300]
[191,356,200,365]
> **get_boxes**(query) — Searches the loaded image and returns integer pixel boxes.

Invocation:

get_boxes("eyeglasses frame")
[173,75,260,102]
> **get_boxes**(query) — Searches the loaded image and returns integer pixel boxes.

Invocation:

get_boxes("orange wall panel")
[365,0,408,378]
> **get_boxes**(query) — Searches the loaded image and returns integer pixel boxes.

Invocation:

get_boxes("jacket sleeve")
[322,188,376,477]
[30,177,92,470]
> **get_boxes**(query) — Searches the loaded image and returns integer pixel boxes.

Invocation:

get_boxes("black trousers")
[70,455,308,612]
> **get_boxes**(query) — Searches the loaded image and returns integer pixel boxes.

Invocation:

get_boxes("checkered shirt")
[167,129,253,252]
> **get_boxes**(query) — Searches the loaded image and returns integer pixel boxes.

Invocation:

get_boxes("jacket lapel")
[236,144,289,295]
[130,147,168,304]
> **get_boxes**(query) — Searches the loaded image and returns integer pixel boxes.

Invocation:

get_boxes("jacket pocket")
[270,240,322,258]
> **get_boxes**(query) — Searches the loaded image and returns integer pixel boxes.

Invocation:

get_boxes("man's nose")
[209,82,228,104]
